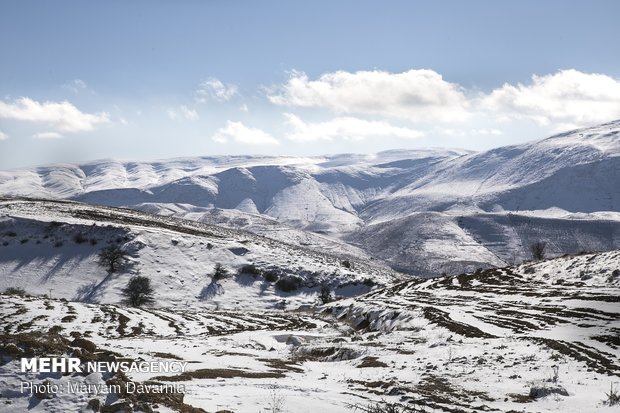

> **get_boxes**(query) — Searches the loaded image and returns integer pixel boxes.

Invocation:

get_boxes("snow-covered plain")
[2,120,619,274]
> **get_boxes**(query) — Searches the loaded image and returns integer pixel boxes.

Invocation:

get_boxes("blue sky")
[1,1,620,168]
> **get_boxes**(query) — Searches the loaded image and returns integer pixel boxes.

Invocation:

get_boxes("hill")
[0,198,400,309]
[1,247,618,412]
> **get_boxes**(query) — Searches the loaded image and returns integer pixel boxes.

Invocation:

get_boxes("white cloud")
[196,78,239,103]
[32,131,63,139]
[167,105,199,121]
[284,113,423,142]
[269,69,470,122]
[212,121,279,145]
[0,130,8,140]
[0,97,109,132]
[269,68,620,132]
[62,79,91,94]
[442,128,503,137]
[472,128,502,136]
[240,103,249,112]
[481,69,620,127]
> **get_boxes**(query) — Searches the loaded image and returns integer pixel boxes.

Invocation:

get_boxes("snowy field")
[0,199,619,412]
[1,252,618,412]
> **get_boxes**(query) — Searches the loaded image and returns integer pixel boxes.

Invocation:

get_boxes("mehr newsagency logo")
[19,357,187,396]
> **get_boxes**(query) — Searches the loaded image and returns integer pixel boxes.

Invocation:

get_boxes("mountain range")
[1,120,619,275]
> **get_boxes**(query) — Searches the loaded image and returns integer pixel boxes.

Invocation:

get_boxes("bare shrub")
[262,385,286,413]
[530,241,546,261]
[98,245,127,273]
[604,383,620,406]
[348,400,417,412]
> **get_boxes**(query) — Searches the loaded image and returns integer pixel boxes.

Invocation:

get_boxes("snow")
[1,121,620,275]
[0,199,399,309]
[1,237,619,412]
[1,121,620,412]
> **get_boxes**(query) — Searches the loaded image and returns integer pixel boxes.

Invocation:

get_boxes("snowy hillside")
[1,121,619,274]
[0,199,401,309]
[1,248,618,412]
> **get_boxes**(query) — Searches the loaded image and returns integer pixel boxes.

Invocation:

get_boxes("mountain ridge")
[1,120,619,274]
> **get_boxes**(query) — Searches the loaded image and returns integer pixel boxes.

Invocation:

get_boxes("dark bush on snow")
[362,278,376,287]
[212,263,230,281]
[122,276,155,307]
[275,276,303,292]
[318,284,332,304]
[4,287,26,296]
[73,233,88,244]
[239,264,261,276]
[529,384,568,399]
[263,270,279,283]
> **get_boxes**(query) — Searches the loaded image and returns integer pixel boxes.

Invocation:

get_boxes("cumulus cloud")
[32,131,63,139]
[269,68,620,131]
[212,121,279,145]
[0,130,8,140]
[269,69,470,122]
[167,105,199,121]
[284,113,423,142]
[196,78,239,103]
[0,97,109,132]
[481,69,620,128]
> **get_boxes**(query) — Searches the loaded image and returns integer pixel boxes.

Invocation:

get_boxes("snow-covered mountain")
[1,120,620,412]
[1,120,619,274]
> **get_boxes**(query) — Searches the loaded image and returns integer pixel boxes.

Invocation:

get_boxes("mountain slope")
[1,248,618,413]
[0,198,401,309]
[1,121,619,274]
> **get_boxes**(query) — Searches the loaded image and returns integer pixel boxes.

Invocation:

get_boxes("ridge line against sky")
[1,1,620,169]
